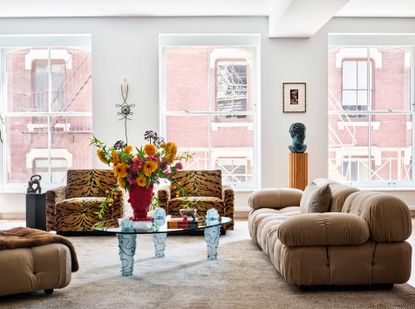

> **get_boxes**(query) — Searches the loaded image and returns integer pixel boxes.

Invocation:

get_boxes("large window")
[159,35,260,189]
[0,36,92,190]
[329,42,413,186]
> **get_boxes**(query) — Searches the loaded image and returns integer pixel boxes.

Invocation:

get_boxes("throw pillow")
[300,182,331,213]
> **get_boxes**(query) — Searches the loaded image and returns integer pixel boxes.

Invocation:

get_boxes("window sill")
[357,186,415,192]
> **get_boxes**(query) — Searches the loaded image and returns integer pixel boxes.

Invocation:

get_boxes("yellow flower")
[144,144,156,156]
[117,176,126,189]
[124,145,133,153]
[143,160,158,176]
[164,142,177,163]
[96,149,107,164]
[112,150,119,165]
[114,163,128,178]
[136,175,147,187]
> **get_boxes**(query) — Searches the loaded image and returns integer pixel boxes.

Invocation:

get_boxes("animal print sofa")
[157,170,234,230]
[248,179,412,286]
[46,169,124,233]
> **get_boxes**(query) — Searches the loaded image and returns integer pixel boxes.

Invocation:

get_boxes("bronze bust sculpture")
[289,122,307,153]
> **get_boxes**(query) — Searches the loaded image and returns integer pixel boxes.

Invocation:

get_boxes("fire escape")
[24,55,92,140]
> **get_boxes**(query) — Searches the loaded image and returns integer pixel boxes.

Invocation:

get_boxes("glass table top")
[93,217,232,235]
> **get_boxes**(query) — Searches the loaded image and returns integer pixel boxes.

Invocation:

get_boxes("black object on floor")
[26,193,46,230]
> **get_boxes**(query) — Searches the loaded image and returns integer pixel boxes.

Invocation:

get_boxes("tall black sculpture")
[116,79,135,144]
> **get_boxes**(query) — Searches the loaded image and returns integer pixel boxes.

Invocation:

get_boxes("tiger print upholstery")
[46,169,124,232]
[158,170,234,230]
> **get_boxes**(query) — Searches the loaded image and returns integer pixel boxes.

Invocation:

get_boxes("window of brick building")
[341,59,373,118]
[0,36,92,191]
[32,61,66,111]
[159,35,260,189]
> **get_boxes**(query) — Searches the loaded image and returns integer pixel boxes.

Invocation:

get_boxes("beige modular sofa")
[0,243,72,296]
[248,179,412,286]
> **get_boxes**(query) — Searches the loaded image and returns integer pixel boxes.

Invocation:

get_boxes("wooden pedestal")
[289,153,308,191]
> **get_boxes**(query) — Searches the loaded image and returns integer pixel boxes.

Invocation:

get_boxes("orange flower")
[143,160,158,176]
[144,144,156,156]
[117,176,126,189]
[112,150,119,165]
[136,175,147,187]
[114,163,128,178]
[124,145,133,153]
[96,149,107,164]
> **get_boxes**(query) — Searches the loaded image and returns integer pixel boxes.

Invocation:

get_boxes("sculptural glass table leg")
[204,225,221,260]
[118,234,137,276]
[152,233,167,258]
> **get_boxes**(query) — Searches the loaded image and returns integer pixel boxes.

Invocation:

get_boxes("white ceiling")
[0,0,415,37]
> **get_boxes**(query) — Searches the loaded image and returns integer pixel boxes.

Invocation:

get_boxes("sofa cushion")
[248,188,303,210]
[56,197,108,231]
[167,196,224,217]
[300,182,331,213]
[314,178,359,212]
[248,207,301,248]
[277,213,370,246]
[342,191,412,242]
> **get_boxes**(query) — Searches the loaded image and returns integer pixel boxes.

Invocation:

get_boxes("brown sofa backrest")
[66,169,117,199]
[342,191,412,242]
[170,170,222,198]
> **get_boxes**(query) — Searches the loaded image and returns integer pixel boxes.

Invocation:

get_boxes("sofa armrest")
[248,188,303,210]
[45,186,66,231]
[157,185,171,210]
[222,185,235,230]
[277,213,370,247]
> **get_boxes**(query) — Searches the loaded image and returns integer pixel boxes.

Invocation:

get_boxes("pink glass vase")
[128,183,154,221]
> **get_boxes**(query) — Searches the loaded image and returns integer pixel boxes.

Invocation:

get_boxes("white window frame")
[0,35,92,192]
[158,34,261,191]
[329,34,415,188]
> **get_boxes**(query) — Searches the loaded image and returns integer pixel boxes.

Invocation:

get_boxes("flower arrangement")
[91,130,191,223]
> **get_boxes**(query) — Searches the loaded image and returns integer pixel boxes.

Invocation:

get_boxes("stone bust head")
[289,122,307,153]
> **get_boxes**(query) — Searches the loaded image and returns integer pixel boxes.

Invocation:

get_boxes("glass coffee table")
[94,216,232,276]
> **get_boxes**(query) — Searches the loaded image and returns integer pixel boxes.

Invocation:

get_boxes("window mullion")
[366,48,373,183]
[411,48,415,184]
[207,48,212,170]
[0,48,5,189]
[47,47,52,184]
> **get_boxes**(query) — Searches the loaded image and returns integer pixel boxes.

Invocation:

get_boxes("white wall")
[1,16,415,216]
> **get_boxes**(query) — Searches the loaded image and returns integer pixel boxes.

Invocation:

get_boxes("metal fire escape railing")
[328,91,412,183]
[217,64,247,104]
[51,55,92,113]
[328,90,357,147]
[23,55,92,136]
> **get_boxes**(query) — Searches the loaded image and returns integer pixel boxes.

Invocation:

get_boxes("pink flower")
[128,177,136,185]
[175,162,183,170]
[132,158,143,172]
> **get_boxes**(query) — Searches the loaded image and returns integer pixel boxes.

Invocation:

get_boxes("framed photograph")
[283,82,306,113]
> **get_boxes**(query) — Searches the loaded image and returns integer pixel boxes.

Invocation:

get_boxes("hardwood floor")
[1,218,415,287]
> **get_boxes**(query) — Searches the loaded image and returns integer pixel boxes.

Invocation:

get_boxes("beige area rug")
[1,221,415,309]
